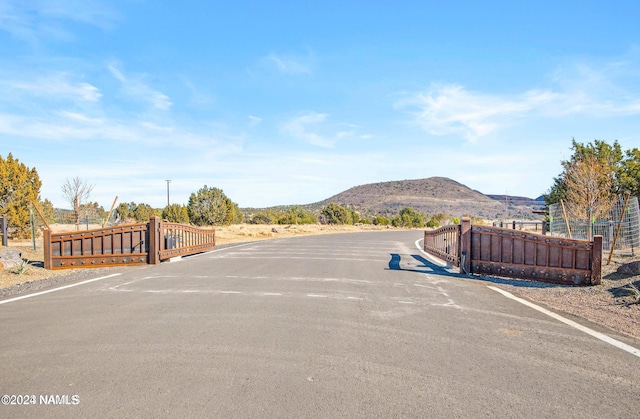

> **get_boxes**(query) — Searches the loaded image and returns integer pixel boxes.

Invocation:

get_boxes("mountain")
[244,177,545,220]
[307,177,510,219]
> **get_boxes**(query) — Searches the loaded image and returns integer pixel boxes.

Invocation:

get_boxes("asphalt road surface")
[1,230,639,418]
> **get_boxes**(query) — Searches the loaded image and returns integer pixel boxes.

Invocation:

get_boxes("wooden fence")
[424,218,602,286]
[44,216,215,270]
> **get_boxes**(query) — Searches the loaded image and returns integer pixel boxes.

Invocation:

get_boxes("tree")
[277,206,317,225]
[619,147,640,197]
[187,185,242,226]
[39,199,55,225]
[248,209,284,225]
[372,215,391,226]
[545,139,623,206]
[162,204,190,223]
[0,153,42,238]
[115,202,135,223]
[392,207,426,228]
[61,177,94,230]
[563,153,614,238]
[321,202,353,225]
[544,139,627,239]
[133,203,156,222]
[114,202,159,223]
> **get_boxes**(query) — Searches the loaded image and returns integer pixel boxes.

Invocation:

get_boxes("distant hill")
[486,194,545,206]
[311,177,505,218]
[244,177,544,220]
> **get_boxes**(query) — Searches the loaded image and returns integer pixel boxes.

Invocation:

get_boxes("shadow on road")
[387,253,464,278]
[389,253,570,289]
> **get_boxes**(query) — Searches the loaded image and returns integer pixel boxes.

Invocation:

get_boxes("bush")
[391,207,426,228]
[321,202,353,225]
[277,206,317,225]
[163,204,190,224]
[187,185,242,226]
[426,217,440,228]
[372,215,391,226]
[248,209,284,224]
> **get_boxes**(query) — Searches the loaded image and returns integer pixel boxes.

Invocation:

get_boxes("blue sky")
[2,1,640,210]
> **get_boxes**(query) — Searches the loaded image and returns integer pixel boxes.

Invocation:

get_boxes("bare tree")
[563,153,614,239]
[62,177,94,230]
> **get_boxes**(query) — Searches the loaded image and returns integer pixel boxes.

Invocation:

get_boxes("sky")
[2,1,640,210]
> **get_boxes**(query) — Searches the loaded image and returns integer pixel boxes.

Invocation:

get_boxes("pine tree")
[0,153,42,239]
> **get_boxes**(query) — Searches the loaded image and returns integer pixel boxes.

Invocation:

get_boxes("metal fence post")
[460,217,472,274]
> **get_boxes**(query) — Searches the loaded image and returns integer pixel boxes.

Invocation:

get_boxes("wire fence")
[549,195,640,256]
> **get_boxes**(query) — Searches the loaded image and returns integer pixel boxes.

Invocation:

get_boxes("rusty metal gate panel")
[469,225,601,286]
[43,217,217,270]
[44,223,149,269]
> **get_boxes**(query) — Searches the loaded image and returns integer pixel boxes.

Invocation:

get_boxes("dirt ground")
[1,223,639,340]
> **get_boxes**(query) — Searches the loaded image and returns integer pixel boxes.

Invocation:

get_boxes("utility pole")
[166,180,171,206]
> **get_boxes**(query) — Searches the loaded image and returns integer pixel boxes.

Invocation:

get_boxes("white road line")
[263,292,282,296]
[0,274,122,305]
[210,256,385,262]
[307,294,327,298]
[414,238,449,267]
[220,291,242,294]
[488,286,640,359]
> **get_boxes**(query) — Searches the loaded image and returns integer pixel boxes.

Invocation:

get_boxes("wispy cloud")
[396,84,557,141]
[265,52,313,75]
[0,0,118,44]
[397,60,640,142]
[282,111,362,148]
[248,115,263,127]
[3,72,102,102]
[108,63,172,110]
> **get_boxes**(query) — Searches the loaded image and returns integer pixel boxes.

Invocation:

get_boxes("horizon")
[2,1,640,210]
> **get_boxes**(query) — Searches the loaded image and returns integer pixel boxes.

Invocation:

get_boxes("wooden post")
[607,192,631,265]
[148,216,161,265]
[460,217,472,274]
[30,201,51,230]
[591,235,603,285]
[104,196,118,227]
[560,199,572,239]
[1,215,7,246]
[43,228,52,270]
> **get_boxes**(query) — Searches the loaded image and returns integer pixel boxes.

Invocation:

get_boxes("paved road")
[1,230,639,418]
